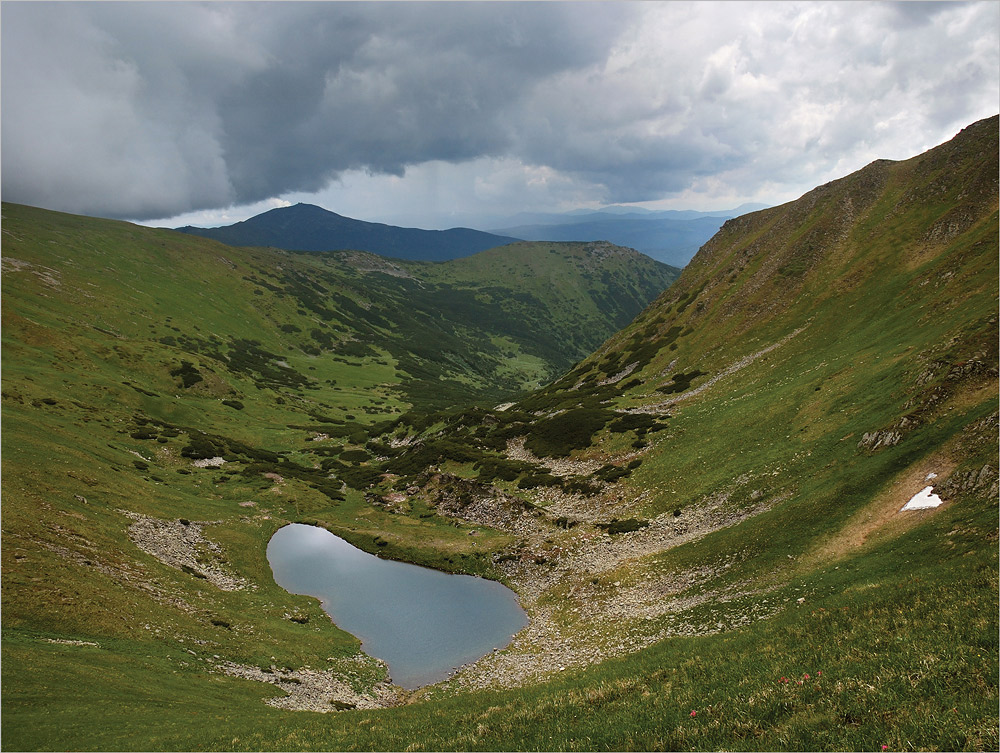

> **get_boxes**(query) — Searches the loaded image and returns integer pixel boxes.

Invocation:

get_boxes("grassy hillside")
[2,117,997,752]
[2,205,677,413]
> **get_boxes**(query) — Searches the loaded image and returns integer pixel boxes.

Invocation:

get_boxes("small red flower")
[804,673,810,680]
[881,746,888,751]
[690,710,697,717]
[817,671,822,677]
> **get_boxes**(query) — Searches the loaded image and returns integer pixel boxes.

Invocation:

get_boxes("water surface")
[267,523,527,688]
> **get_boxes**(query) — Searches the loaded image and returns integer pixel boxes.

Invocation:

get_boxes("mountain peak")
[175,203,520,261]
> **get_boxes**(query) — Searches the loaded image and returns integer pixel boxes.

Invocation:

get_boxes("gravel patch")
[218,661,402,712]
[124,512,251,591]
[505,437,606,477]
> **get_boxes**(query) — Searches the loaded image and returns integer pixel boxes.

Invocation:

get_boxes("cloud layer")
[2,1,997,224]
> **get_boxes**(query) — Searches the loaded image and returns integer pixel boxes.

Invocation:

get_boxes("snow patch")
[901,486,943,511]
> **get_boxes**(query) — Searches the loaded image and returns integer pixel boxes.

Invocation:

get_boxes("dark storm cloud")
[1,1,636,219]
[2,1,997,221]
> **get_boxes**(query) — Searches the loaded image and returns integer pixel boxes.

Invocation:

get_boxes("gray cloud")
[2,1,997,222]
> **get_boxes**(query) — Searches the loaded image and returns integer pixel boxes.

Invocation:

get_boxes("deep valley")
[1,117,997,752]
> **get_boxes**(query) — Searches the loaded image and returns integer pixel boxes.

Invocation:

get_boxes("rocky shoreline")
[114,442,788,712]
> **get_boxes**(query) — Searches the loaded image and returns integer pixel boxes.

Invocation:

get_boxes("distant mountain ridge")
[174,202,521,261]
[492,215,727,267]
[490,204,768,266]
[499,203,767,225]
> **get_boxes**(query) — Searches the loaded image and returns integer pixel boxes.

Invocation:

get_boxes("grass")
[1,118,997,751]
[5,502,995,751]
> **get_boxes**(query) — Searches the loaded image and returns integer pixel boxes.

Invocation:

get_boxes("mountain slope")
[304,116,997,747]
[175,202,521,261]
[2,203,677,413]
[2,117,997,752]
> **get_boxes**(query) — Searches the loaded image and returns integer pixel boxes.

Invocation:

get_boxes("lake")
[266,523,528,688]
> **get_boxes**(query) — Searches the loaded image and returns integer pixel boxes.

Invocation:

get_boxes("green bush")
[595,518,649,535]
[524,407,614,457]
[561,477,600,495]
[517,472,561,489]
[339,449,370,464]
[657,370,707,395]
[169,360,203,388]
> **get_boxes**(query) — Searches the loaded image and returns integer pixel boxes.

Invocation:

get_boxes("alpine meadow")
[2,100,997,751]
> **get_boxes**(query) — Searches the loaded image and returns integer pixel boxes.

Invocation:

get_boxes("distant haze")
[2,2,997,229]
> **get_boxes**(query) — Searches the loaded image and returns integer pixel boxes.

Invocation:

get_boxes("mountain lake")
[267,523,528,688]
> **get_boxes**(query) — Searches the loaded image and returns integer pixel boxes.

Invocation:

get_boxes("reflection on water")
[267,523,527,688]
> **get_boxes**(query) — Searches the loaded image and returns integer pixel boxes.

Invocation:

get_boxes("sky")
[2,1,998,230]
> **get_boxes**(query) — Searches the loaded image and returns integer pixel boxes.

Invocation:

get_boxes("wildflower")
[690,710,697,717]
[804,673,810,680]
[881,746,888,751]
[817,671,822,677]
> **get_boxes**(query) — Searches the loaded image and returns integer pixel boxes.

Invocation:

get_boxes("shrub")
[524,407,614,458]
[169,360,204,388]
[657,370,707,395]
[339,449,371,464]
[561,477,600,495]
[517,472,561,489]
[595,464,632,483]
[475,457,534,483]
[607,414,658,434]
[595,518,649,535]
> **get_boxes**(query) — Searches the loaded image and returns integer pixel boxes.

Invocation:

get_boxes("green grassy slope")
[2,204,677,413]
[2,117,997,752]
[0,206,674,747]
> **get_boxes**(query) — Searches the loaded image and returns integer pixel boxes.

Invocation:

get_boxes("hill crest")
[175,202,521,261]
